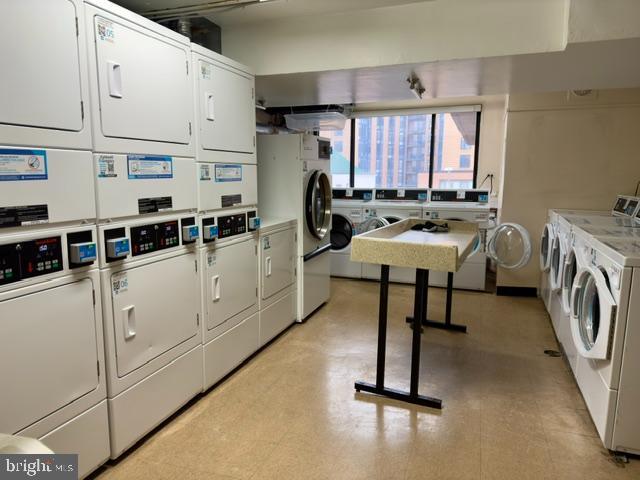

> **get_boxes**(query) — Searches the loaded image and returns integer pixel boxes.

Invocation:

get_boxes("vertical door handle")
[107,61,123,98]
[266,257,272,277]
[122,305,136,339]
[211,275,221,301]
[206,93,215,121]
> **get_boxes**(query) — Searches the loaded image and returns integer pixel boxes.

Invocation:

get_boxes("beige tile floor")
[92,278,640,480]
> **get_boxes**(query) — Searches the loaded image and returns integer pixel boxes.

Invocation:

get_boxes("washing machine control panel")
[0,236,63,286]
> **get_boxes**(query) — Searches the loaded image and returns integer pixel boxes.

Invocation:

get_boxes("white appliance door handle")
[211,275,221,302]
[266,257,272,277]
[571,282,582,318]
[206,93,215,121]
[122,305,136,339]
[107,61,123,98]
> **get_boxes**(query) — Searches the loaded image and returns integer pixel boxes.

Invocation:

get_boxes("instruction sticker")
[0,149,47,181]
[97,155,117,178]
[214,164,242,182]
[201,63,211,80]
[128,155,173,179]
[207,252,216,267]
[457,190,466,200]
[397,189,406,198]
[199,164,211,181]
[263,236,271,250]
[345,188,354,198]
[96,17,115,43]
[111,273,128,296]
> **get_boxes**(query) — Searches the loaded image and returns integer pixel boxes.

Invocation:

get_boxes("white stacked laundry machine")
[84,0,203,458]
[191,44,263,390]
[0,1,110,476]
[258,134,332,321]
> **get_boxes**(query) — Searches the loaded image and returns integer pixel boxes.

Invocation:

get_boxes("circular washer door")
[550,236,563,291]
[570,266,616,359]
[561,248,577,315]
[305,170,332,240]
[360,216,390,232]
[331,214,353,251]
[487,223,532,270]
[540,223,554,272]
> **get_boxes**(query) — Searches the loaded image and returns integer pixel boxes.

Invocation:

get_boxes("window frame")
[333,106,481,189]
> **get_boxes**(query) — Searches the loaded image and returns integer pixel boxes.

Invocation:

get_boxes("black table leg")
[423,272,468,333]
[356,266,442,409]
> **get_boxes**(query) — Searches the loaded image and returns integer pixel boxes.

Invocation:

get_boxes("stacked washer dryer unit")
[423,189,492,291]
[84,0,202,458]
[191,44,262,390]
[361,189,427,283]
[330,189,375,279]
[0,2,110,476]
[566,228,640,453]
[258,134,332,321]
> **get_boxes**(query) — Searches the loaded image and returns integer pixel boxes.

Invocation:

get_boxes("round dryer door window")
[331,214,353,251]
[540,223,553,271]
[550,236,562,290]
[570,266,616,360]
[487,223,532,270]
[562,249,578,315]
[305,170,332,240]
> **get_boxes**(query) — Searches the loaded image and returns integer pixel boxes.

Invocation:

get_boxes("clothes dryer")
[331,189,374,279]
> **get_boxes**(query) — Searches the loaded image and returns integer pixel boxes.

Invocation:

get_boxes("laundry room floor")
[92,278,640,480]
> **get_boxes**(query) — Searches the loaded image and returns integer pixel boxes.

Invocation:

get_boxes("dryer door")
[0,279,99,434]
[540,223,554,272]
[111,254,199,377]
[206,237,258,331]
[570,266,616,360]
[0,0,84,133]
[330,214,353,252]
[305,170,332,240]
[262,229,295,300]
[486,223,532,270]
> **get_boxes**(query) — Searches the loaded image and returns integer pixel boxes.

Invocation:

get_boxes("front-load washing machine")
[423,189,491,291]
[198,206,260,391]
[93,153,202,458]
[331,188,374,279]
[258,133,332,321]
[361,189,427,284]
[568,232,640,453]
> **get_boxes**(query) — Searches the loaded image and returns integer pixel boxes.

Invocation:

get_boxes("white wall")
[498,88,640,289]
[222,0,569,76]
[569,0,640,43]
[353,95,508,200]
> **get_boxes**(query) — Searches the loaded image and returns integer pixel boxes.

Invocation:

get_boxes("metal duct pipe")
[176,18,192,39]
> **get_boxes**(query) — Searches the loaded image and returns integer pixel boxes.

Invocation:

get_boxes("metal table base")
[354,265,443,409]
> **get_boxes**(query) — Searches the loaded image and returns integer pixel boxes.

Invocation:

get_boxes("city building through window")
[321,107,480,189]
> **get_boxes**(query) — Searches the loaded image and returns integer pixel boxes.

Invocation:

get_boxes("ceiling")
[113,0,434,26]
[256,37,640,107]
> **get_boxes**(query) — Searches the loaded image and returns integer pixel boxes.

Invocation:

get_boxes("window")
[320,121,351,188]
[322,108,479,189]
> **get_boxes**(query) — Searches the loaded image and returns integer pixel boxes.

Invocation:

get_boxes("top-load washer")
[331,188,374,279]
[0,0,93,150]
[568,231,640,454]
[423,189,492,291]
[84,0,195,157]
[258,133,332,321]
[361,189,427,284]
